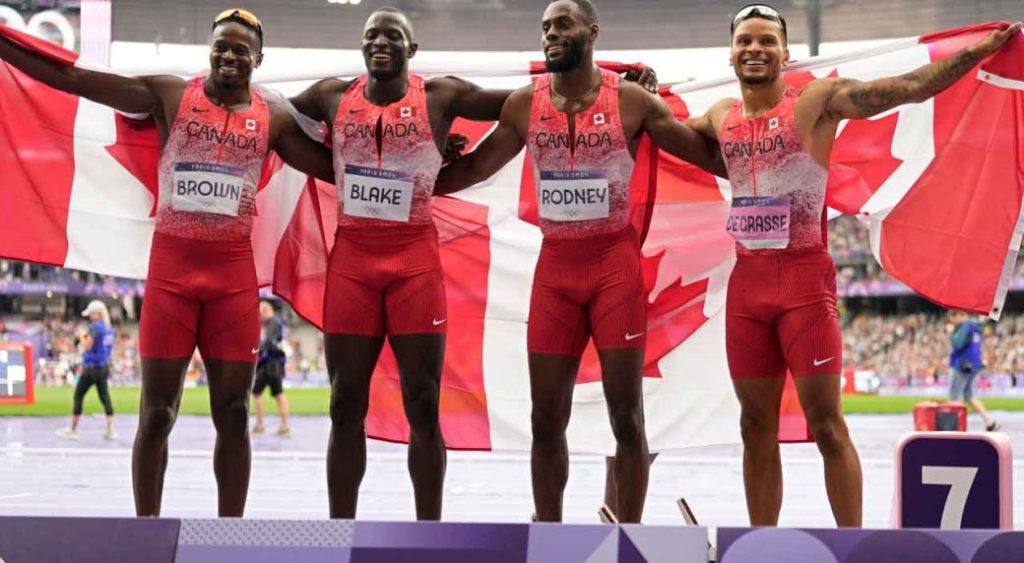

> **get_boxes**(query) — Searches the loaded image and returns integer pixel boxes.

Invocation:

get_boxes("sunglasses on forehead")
[213,8,264,40]
[731,4,787,35]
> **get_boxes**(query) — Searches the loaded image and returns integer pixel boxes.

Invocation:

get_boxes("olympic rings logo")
[0,7,76,50]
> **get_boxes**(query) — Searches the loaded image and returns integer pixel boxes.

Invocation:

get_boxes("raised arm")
[289,77,341,122]
[269,103,335,184]
[638,86,727,178]
[819,22,1022,120]
[434,89,530,195]
[0,30,168,114]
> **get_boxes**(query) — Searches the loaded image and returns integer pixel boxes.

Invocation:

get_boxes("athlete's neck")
[550,58,600,102]
[740,79,787,118]
[203,76,252,111]
[364,72,409,107]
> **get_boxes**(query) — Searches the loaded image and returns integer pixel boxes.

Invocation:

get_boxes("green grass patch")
[0,386,331,417]
[3,388,1023,417]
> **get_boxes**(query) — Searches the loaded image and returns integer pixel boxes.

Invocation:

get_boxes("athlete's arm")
[817,22,1021,121]
[434,89,529,195]
[685,98,736,144]
[269,104,335,184]
[436,76,513,122]
[637,85,727,178]
[0,32,172,114]
[288,78,341,122]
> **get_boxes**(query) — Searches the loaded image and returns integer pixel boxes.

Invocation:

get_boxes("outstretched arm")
[0,31,169,114]
[820,22,1022,120]
[639,86,727,178]
[270,104,335,184]
[434,90,529,195]
[289,78,340,122]
[441,76,513,122]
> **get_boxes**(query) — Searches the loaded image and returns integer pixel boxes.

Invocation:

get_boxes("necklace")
[551,68,602,103]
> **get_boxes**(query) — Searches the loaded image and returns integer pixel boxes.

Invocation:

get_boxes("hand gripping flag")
[2,23,1022,452]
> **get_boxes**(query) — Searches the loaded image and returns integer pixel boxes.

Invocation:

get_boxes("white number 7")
[921,466,979,529]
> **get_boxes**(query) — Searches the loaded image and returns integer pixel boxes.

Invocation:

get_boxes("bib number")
[726,196,790,250]
[538,170,610,222]
[342,164,414,222]
[172,163,245,216]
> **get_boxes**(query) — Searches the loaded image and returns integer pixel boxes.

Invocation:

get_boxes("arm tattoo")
[847,47,986,115]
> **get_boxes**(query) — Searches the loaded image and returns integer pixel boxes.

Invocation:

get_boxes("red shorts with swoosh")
[527,227,647,357]
[726,249,842,379]
[323,224,447,337]
[139,233,260,362]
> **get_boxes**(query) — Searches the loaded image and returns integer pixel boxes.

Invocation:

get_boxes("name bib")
[726,196,790,249]
[538,170,610,222]
[342,164,414,222]
[172,163,245,216]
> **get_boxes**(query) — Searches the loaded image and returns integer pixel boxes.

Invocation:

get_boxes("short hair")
[370,6,415,40]
[551,0,598,25]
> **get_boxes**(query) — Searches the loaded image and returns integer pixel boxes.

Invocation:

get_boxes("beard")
[544,38,585,73]
[738,73,773,86]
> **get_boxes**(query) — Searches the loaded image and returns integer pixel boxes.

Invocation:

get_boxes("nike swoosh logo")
[727,125,740,130]
[349,108,365,113]
[812,357,834,367]
[433,318,447,326]
[540,115,555,121]
[192,108,209,113]
[625,332,644,341]
[251,347,260,354]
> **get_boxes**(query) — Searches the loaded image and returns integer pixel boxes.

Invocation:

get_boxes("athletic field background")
[1,387,1023,417]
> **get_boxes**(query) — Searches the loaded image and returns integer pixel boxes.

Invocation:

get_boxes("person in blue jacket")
[949,310,999,431]
[59,300,117,439]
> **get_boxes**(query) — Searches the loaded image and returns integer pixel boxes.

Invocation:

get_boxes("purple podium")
[718,528,1024,563]
[894,432,1014,529]
[0,517,180,563]
[174,519,709,563]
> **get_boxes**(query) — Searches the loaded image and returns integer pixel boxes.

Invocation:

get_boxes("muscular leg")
[598,348,649,523]
[324,333,385,519]
[529,353,580,522]
[603,452,658,518]
[206,358,257,517]
[793,374,863,527]
[733,376,786,526]
[391,333,446,520]
[132,357,189,516]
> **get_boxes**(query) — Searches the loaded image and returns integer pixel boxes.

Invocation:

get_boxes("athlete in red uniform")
[689,4,1021,526]
[0,9,333,516]
[434,0,724,523]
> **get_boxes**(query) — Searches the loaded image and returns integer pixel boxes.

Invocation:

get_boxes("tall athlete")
[688,4,1021,526]
[434,0,724,523]
[289,7,655,521]
[0,9,333,516]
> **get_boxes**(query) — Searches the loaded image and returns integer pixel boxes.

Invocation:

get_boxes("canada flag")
[1,23,1022,452]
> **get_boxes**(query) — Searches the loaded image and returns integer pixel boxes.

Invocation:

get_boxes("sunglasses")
[213,8,264,41]
[731,4,787,36]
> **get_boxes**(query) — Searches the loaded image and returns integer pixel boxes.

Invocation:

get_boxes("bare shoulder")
[426,75,474,92]
[144,74,188,97]
[314,77,355,95]
[504,83,535,113]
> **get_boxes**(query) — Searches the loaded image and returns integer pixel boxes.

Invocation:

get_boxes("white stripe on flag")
[977,69,1024,92]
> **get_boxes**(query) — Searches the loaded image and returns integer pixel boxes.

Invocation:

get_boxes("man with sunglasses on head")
[687,4,1021,527]
[0,8,334,517]
[433,0,725,523]
[287,6,656,522]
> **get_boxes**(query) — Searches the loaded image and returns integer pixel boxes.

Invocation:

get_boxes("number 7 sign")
[894,432,1014,530]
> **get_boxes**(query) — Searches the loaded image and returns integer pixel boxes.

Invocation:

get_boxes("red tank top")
[157,77,270,241]
[526,69,635,239]
[331,74,441,228]
[719,89,828,256]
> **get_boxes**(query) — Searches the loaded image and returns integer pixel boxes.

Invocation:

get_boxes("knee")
[403,383,440,433]
[211,394,249,436]
[139,403,177,439]
[739,410,777,450]
[531,402,570,444]
[607,404,644,447]
[809,414,850,456]
[329,386,368,431]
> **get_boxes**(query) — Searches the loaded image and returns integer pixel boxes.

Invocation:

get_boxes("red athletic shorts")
[527,227,647,357]
[726,249,842,379]
[323,224,446,336]
[139,233,260,362]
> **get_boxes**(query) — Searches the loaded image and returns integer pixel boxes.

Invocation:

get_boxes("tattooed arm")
[815,22,1021,121]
